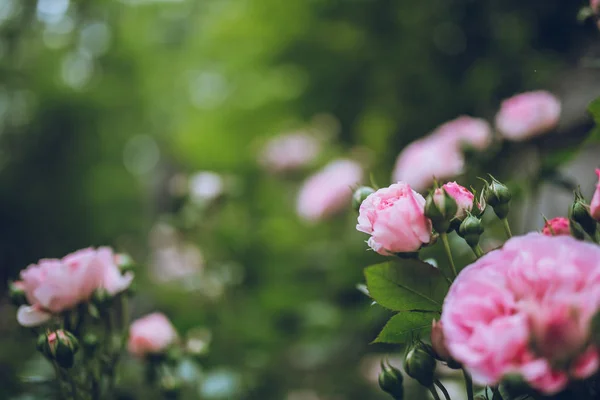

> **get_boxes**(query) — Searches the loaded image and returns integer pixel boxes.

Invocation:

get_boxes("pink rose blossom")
[542,217,571,236]
[590,169,600,221]
[356,182,432,255]
[431,320,451,361]
[128,313,178,357]
[260,133,321,172]
[297,159,362,222]
[437,182,474,220]
[17,247,134,327]
[441,234,600,394]
[495,91,561,141]
[592,0,600,13]
[434,116,492,151]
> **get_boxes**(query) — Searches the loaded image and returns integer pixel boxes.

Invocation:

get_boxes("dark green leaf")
[373,312,438,344]
[364,258,448,312]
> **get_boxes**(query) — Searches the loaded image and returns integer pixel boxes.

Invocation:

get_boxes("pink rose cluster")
[393,116,491,192]
[441,234,600,394]
[16,247,133,327]
[128,313,178,357]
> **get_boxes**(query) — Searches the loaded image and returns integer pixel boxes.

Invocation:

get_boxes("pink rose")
[441,234,600,394]
[297,159,362,222]
[128,313,178,357]
[542,217,571,236]
[495,91,561,141]
[260,133,321,172]
[434,116,492,151]
[356,182,432,255]
[17,247,134,327]
[436,182,474,220]
[590,169,600,221]
[431,320,451,361]
[592,0,600,13]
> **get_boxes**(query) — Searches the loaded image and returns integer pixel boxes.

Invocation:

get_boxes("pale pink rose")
[297,159,362,222]
[436,182,474,220]
[495,91,561,141]
[592,0,600,13]
[128,313,178,357]
[356,182,432,255]
[260,133,320,172]
[431,320,451,361]
[433,116,492,151]
[590,169,600,221]
[392,136,465,192]
[17,247,134,327]
[441,233,600,394]
[542,217,570,236]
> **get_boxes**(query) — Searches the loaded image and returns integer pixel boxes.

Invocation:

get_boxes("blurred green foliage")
[0,0,596,399]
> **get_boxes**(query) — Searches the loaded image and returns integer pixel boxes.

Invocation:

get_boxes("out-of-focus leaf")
[587,96,600,142]
[373,311,437,344]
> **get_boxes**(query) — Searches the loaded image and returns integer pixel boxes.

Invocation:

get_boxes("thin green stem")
[434,379,452,400]
[428,385,442,400]
[463,369,474,400]
[51,362,67,399]
[502,219,512,239]
[441,233,458,278]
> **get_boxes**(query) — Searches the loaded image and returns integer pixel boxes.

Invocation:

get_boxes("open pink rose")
[590,169,600,221]
[297,159,362,222]
[441,234,600,394]
[542,217,571,236]
[437,182,474,220]
[260,132,321,172]
[17,247,134,327]
[128,313,178,357]
[356,182,432,255]
[495,91,561,141]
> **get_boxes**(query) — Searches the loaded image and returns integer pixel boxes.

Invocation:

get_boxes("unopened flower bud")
[570,219,586,241]
[425,189,457,233]
[46,330,79,369]
[485,178,511,219]
[458,214,484,248]
[8,281,27,307]
[542,217,570,237]
[352,186,375,212]
[569,191,597,238]
[160,374,183,399]
[378,359,404,399]
[404,341,436,388]
[430,320,450,361]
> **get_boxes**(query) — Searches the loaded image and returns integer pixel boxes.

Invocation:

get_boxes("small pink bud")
[542,217,571,236]
[431,320,451,361]
[590,169,600,222]
[439,182,474,220]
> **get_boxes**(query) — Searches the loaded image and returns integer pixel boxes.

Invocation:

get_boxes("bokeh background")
[0,0,599,399]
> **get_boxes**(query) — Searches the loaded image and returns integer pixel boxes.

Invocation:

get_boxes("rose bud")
[46,330,80,369]
[458,214,484,248]
[569,190,597,238]
[352,186,375,212]
[378,359,404,400]
[542,217,570,236]
[484,177,511,220]
[92,287,112,310]
[8,281,27,307]
[441,182,475,220]
[404,341,436,388]
[430,320,450,361]
[590,169,600,222]
[570,218,586,241]
[426,188,458,233]
[495,91,561,141]
[356,182,432,255]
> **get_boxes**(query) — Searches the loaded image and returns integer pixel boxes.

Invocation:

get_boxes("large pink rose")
[441,234,600,394]
[297,159,362,222]
[436,182,474,220]
[17,247,134,327]
[128,313,178,357]
[495,91,561,141]
[356,182,432,255]
[260,132,321,172]
[590,169,600,221]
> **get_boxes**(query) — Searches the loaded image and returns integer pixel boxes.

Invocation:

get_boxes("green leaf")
[364,258,448,312]
[373,312,438,344]
[587,97,600,142]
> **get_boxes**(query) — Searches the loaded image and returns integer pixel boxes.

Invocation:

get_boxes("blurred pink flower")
[590,169,600,221]
[542,217,571,236]
[431,320,451,361]
[17,247,133,327]
[437,182,474,220]
[128,313,178,357]
[260,133,321,172]
[495,91,561,141]
[592,0,600,13]
[297,159,362,222]
[434,116,492,150]
[441,234,600,394]
[356,182,432,255]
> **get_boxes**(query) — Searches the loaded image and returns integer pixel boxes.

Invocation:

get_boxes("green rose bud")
[92,287,112,310]
[352,186,375,212]
[378,359,404,400]
[46,330,79,369]
[425,188,457,233]
[569,190,597,238]
[8,281,27,307]
[458,214,484,248]
[484,177,511,219]
[404,342,436,388]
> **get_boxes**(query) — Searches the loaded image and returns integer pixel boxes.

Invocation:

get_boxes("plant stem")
[434,379,452,400]
[441,233,458,278]
[428,385,442,400]
[502,219,512,239]
[475,245,484,257]
[463,369,474,400]
[51,362,67,399]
